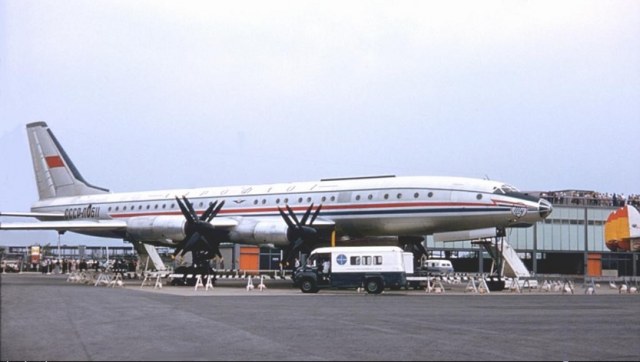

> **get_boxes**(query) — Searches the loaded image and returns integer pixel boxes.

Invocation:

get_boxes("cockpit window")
[493,184,520,194]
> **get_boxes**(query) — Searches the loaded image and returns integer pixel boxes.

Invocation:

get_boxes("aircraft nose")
[539,199,553,219]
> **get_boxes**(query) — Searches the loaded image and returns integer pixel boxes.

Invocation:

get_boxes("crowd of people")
[34,258,137,274]
[540,191,640,208]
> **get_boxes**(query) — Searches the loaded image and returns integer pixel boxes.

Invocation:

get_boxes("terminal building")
[2,190,639,278]
[425,191,639,278]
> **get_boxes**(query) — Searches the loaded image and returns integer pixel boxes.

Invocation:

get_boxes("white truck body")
[293,246,410,294]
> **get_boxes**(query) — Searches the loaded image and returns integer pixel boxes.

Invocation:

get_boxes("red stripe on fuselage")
[107,201,499,219]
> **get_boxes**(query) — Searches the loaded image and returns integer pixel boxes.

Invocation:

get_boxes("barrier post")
[194,275,204,291]
[258,275,267,291]
[205,275,214,291]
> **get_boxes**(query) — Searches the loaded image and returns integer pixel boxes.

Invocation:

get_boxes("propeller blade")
[208,200,225,222]
[175,196,196,224]
[293,237,305,249]
[182,196,198,219]
[299,203,314,225]
[278,206,297,230]
[200,201,218,221]
[309,204,323,225]
[173,243,184,256]
[285,204,301,226]
[180,232,202,256]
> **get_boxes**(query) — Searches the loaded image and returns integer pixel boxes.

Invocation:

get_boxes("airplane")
[0,122,553,271]
[604,204,640,252]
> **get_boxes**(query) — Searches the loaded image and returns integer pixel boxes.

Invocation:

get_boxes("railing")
[542,193,640,208]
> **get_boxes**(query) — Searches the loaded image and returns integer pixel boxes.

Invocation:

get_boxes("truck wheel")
[365,278,383,294]
[300,278,319,293]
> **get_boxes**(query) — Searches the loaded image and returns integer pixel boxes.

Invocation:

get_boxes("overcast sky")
[1,0,639,246]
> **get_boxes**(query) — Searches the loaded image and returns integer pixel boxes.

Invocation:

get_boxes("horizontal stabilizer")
[0,211,66,219]
[0,219,127,233]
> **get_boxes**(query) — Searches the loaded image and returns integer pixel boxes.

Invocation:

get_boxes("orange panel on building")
[239,246,260,273]
[587,253,602,277]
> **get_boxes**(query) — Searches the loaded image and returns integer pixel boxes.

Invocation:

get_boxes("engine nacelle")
[126,216,186,243]
[230,220,289,246]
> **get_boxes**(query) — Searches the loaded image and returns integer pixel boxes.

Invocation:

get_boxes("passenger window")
[374,256,383,265]
[362,256,372,265]
[350,256,361,265]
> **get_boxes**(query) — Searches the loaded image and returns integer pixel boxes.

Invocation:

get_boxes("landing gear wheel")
[300,278,319,293]
[365,278,383,294]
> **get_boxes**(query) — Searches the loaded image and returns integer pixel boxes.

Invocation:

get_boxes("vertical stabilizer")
[26,122,110,200]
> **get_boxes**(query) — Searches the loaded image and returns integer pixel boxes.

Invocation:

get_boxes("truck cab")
[292,246,409,294]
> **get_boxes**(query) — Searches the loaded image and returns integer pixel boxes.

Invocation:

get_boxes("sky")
[1,0,639,246]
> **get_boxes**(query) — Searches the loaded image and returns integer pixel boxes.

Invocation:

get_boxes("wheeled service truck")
[292,246,412,294]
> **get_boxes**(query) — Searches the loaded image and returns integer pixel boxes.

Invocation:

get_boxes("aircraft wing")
[0,219,128,233]
[0,211,66,220]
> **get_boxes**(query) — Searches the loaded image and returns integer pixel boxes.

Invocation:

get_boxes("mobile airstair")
[472,237,536,289]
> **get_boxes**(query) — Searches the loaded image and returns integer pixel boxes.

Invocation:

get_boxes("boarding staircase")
[133,242,168,272]
[473,238,531,278]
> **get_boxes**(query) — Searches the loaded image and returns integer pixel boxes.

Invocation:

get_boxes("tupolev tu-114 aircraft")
[0,122,552,269]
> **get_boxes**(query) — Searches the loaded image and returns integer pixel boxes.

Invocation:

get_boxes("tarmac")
[1,272,639,361]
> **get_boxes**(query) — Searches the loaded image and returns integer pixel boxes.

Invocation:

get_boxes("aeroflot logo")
[65,204,101,219]
[510,206,528,218]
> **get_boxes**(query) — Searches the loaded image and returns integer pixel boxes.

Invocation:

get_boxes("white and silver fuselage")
[29,175,552,247]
